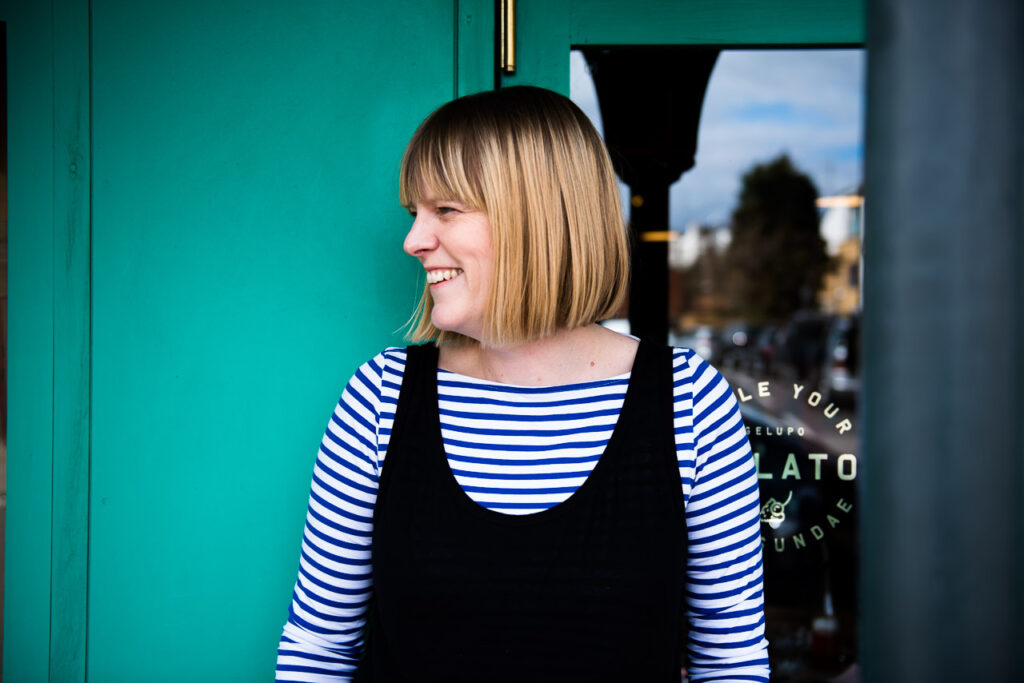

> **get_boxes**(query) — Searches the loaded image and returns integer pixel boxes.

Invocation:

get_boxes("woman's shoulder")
[337,346,409,400]
[593,330,703,384]
[353,346,412,385]
[667,344,734,393]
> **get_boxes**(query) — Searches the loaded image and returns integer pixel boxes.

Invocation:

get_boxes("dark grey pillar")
[862,1,1024,681]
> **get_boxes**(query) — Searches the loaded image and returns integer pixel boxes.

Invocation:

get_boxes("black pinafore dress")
[355,340,686,682]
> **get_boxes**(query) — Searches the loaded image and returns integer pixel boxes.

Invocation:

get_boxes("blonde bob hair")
[400,86,629,347]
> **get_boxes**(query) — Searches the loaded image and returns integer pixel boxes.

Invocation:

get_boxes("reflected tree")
[725,154,830,322]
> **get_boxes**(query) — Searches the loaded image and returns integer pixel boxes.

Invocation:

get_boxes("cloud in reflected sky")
[571,49,865,230]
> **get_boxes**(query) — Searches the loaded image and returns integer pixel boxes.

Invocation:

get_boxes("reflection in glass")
[574,48,865,683]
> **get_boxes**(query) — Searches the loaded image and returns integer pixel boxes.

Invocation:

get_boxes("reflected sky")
[570,49,865,230]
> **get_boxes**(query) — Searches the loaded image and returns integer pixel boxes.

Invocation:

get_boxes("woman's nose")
[403,214,438,257]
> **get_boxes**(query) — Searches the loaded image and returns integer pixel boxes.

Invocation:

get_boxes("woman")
[276,86,769,682]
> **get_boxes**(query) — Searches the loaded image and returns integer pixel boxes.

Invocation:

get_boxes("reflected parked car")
[775,312,834,387]
[751,325,781,375]
[671,325,721,364]
[719,322,764,370]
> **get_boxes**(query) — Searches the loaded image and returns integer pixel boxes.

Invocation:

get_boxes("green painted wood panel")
[88,1,455,679]
[502,0,864,90]
[457,0,495,96]
[570,0,864,45]
[3,0,57,679]
[50,0,91,678]
[499,0,571,94]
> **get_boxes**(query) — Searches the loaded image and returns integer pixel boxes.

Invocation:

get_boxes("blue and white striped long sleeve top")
[276,346,769,682]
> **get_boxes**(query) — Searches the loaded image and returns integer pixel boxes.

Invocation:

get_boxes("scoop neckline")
[436,366,632,391]
[428,341,650,526]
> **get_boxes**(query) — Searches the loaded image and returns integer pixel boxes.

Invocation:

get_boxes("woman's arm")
[676,349,770,682]
[275,353,392,682]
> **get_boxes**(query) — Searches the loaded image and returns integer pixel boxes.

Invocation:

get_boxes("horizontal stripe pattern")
[277,345,769,682]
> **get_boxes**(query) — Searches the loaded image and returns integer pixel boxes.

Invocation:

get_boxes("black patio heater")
[581,47,719,343]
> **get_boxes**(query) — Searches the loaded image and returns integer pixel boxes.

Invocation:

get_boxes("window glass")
[574,48,865,682]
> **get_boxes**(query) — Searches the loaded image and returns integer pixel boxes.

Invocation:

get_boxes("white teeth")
[427,268,463,284]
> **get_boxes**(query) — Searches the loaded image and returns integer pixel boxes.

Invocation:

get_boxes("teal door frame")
[495,0,864,93]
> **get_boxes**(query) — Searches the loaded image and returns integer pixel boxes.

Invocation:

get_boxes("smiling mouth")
[427,268,463,285]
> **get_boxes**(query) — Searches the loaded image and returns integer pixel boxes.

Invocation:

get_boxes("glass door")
[477,2,866,680]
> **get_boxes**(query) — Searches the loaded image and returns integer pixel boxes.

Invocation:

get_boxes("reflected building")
[669,223,731,331]
[817,192,864,316]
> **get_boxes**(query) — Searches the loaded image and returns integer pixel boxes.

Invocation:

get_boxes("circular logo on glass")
[733,379,857,554]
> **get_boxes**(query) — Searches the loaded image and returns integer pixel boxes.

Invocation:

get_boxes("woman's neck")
[438,324,638,387]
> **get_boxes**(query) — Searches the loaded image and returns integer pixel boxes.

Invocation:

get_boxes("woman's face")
[403,189,493,341]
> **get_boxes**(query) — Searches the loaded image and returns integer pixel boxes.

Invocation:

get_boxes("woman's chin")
[431,315,481,341]
[430,314,462,336]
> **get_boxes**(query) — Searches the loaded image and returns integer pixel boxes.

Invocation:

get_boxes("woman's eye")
[437,206,457,216]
